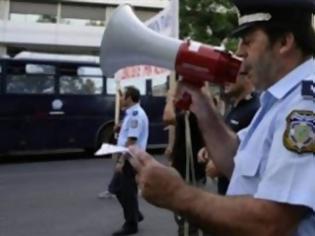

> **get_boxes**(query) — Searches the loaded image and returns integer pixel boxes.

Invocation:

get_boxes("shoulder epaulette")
[301,80,314,100]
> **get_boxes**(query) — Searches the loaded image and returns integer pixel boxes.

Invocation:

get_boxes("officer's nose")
[235,40,247,59]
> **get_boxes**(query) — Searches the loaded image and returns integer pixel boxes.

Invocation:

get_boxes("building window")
[60,4,105,26]
[10,1,57,23]
[152,77,168,97]
[10,13,57,23]
[134,8,156,22]
[60,18,104,27]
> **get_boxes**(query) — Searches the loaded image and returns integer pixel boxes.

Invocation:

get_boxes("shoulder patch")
[132,110,138,116]
[130,119,138,128]
[283,110,315,154]
[301,81,315,100]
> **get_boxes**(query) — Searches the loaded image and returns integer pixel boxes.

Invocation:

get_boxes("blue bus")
[0,56,168,154]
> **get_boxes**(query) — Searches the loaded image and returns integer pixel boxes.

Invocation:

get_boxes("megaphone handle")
[174,77,204,110]
[175,92,192,110]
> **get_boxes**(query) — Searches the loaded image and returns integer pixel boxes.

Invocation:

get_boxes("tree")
[179,0,239,51]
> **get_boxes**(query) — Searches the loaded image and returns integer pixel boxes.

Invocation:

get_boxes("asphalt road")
[0,153,217,236]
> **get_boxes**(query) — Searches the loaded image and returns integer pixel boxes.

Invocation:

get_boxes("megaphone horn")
[100,4,181,77]
[100,4,241,86]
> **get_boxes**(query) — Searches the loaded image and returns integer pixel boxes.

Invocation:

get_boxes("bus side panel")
[0,94,115,152]
[141,96,168,148]
[53,95,115,150]
[0,95,58,152]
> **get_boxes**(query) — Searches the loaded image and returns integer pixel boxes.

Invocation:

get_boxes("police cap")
[231,0,315,37]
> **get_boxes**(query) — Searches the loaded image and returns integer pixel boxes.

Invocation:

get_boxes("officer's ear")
[279,32,295,55]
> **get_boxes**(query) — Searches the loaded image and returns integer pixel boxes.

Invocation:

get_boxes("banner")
[114,0,179,81]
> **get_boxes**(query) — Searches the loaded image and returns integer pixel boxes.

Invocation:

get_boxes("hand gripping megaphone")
[100,4,242,108]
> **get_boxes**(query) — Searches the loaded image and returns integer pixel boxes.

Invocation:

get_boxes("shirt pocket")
[235,149,264,177]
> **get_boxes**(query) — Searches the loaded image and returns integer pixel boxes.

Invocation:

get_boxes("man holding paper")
[111,86,149,236]
[128,0,315,235]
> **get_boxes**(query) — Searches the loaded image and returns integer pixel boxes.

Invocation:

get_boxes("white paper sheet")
[94,143,128,156]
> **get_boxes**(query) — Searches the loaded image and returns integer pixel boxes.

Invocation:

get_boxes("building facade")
[0,0,169,56]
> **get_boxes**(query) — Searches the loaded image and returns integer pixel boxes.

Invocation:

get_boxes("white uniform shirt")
[227,58,315,236]
[117,103,149,150]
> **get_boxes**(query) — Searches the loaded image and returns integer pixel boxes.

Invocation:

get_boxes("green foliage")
[179,0,239,51]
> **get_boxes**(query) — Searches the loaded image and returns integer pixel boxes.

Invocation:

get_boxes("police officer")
[111,86,149,236]
[128,0,315,235]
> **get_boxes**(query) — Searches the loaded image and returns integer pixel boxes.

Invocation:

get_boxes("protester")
[163,86,208,236]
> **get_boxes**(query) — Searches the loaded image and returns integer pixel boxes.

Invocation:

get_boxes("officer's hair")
[260,23,315,56]
[124,86,140,103]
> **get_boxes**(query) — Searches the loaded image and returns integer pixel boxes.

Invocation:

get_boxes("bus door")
[56,64,115,150]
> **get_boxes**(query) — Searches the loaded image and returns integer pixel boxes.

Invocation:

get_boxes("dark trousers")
[108,171,121,194]
[112,161,140,227]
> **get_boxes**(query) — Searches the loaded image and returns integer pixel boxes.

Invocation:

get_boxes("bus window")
[106,78,116,95]
[152,76,168,97]
[59,66,103,95]
[6,63,55,94]
[26,64,55,75]
[77,66,102,76]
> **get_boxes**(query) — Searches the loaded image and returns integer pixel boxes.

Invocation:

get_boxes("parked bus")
[0,55,168,154]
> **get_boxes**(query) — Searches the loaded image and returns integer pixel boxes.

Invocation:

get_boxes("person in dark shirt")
[198,70,260,195]
[163,88,207,184]
[217,71,260,194]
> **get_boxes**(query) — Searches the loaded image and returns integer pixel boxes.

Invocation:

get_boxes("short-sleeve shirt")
[216,93,260,195]
[227,58,315,235]
[117,103,149,150]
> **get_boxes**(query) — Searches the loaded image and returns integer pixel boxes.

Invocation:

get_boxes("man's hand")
[197,148,220,178]
[175,81,216,116]
[128,146,186,209]
[113,124,121,133]
[127,148,308,236]
[164,145,173,165]
[206,160,220,179]
[115,161,124,173]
